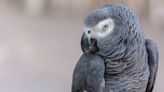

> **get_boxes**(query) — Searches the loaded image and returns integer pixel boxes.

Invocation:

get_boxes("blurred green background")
[0,0,163,92]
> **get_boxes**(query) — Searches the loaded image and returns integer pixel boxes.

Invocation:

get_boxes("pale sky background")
[0,0,163,92]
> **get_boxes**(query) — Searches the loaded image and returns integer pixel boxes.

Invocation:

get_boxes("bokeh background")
[0,0,163,92]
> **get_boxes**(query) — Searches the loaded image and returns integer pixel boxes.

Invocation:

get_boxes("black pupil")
[88,30,91,34]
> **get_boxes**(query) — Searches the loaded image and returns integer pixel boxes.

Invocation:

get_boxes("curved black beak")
[81,33,99,54]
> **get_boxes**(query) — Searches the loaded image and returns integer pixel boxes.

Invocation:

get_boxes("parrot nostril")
[88,30,91,34]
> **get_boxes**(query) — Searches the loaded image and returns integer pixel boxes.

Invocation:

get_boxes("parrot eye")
[88,30,91,34]
[102,24,109,31]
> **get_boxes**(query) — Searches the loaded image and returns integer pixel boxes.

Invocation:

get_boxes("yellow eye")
[102,24,109,31]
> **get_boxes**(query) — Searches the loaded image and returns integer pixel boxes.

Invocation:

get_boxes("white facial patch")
[95,18,114,38]
[84,18,114,41]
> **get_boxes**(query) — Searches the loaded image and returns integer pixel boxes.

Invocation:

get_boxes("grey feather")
[145,39,158,92]
[82,3,157,92]
[72,54,105,92]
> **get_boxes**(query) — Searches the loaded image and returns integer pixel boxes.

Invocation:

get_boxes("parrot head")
[82,3,144,57]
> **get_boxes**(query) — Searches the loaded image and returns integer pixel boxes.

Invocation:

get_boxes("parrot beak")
[88,36,91,45]
[81,33,99,54]
[89,38,97,50]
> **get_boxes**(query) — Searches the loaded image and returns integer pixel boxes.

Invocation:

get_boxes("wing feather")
[145,39,158,92]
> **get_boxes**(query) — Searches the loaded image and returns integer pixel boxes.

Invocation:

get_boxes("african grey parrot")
[72,3,158,92]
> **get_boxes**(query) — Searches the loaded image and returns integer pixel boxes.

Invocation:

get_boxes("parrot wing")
[145,39,158,92]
